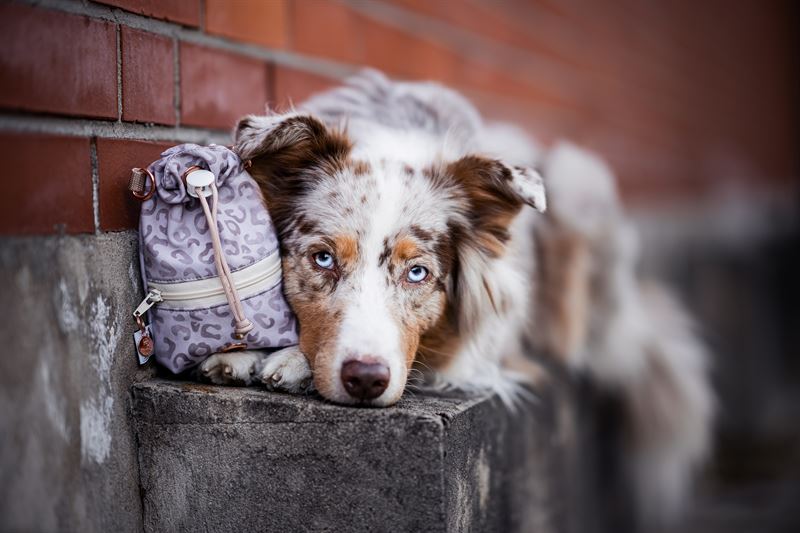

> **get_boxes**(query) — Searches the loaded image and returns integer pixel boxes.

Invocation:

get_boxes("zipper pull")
[132,289,162,365]
[133,289,163,319]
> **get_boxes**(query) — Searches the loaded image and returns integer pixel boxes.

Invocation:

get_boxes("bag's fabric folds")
[138,143,298,373]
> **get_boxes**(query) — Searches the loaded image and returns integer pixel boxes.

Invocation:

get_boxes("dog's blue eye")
[313,251,335,270]
[407,265,428,283]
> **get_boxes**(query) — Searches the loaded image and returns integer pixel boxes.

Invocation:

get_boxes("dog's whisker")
[403,385,418,398]
[416,344,452,358]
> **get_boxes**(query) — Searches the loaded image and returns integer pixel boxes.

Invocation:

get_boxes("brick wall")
[0,0,796,236]
[0,3,797,531]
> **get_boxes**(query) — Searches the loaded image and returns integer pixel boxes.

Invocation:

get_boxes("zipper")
[145,254,283,308]
[157,259,280,301]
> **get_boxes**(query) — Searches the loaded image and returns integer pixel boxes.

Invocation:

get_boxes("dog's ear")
[235,113,351,166]
[447,155,546,257]
[444,155,546,332]
[234,113,351,212]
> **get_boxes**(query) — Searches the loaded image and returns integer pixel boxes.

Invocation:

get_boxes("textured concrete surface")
[0,231,579,533]
[0,233,152,533]
[132,378,575,533]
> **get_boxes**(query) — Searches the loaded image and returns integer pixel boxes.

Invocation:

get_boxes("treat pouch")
[131,143,298,373]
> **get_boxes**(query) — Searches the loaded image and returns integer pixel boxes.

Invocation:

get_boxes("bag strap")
[192,175,254,339]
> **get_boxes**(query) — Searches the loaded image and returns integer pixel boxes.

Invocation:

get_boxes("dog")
[197,70,713,524]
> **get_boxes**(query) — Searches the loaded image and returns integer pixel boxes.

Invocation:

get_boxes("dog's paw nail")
[223,365,233,377]
[249,365,256,376]
[271,373,282,383]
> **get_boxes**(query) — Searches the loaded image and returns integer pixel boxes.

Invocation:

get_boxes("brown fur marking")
[416,302,461,370]
[239,115,352,236]
[392,237,420,263]
[351,159,372,176]
[446,156,523,258]
[534,226,590,361]
[335,234,359,266]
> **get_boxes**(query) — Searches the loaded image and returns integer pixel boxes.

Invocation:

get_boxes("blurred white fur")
[474,121,713,523]
[538,142,714,525]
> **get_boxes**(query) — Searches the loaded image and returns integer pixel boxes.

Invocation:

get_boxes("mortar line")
[266,62,276,111]
[89,137,100,234]
[198,0,206,32]
[116,23,123,121]
[0,112,231,144]
[173,38,181,126]
[0,73,581,140]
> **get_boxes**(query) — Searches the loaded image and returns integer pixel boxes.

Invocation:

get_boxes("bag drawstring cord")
[196,182,254,339]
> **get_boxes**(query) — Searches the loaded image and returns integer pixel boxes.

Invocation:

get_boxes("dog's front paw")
[199,350,263,386]
[259,345,313,394]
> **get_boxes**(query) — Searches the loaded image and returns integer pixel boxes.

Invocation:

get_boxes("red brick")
[289,1,362,63]
[0,3,117,119]
[359,16,458,83]
[96,139,175,231]
[618,174,710,207]
[179,44,269,129]
[271,65,337,110]
[387,0,576,64]
[205,0,287,49]
[0,134,92,235]
[99,0,201,27]
[467,92,579,143]
[455,57,573,110]
[122,27,175,125]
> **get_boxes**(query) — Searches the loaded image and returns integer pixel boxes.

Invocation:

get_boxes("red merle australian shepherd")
[198,70,712,524]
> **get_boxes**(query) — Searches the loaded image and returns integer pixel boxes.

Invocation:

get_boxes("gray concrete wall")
[131,379,578,533]
[0,231,584,533]
[0,232,152,532]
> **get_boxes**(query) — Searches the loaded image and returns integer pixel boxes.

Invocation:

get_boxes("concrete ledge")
[131,379,572,533]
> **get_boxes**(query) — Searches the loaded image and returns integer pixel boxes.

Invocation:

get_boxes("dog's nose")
[341,359,390,400]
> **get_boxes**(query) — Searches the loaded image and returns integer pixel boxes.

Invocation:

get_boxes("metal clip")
[130,168,156,201]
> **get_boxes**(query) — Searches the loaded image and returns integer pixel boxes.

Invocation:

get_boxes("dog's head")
[236,114,545,406]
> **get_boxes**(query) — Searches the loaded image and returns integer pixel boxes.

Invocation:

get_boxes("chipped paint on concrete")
[128,260,140,292]
[79,397,114,464]
[453,473,473,532]
[38,361,69,441]
[56,279,80,333]
[1,233,148,532]
[14,263,32,293]
[79,294,119,464]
